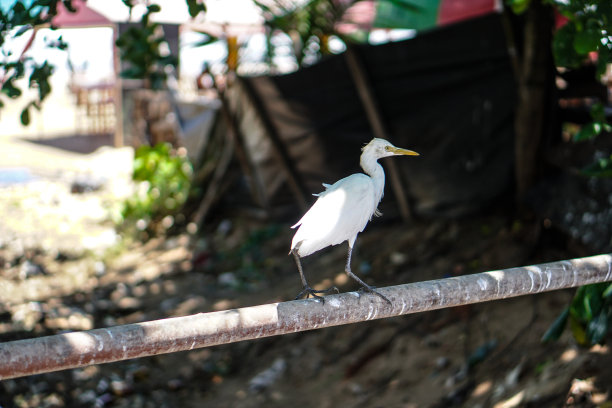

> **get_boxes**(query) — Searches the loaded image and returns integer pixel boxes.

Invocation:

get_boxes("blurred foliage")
[507,0,612,345]
[184,0,207,19]
[118,143,192,238]
[572,102,612,142]
[189,31,220,48]
[581,154,612,177]
[507,0,612,75]
[1,0,205,123]
[508,0,612,162]
[548,0,612,145]
[0,0,72,125]
[543,282,612,346]
[116,2,173,89]
[546,0,612,77]
[114,0,205,88]
[253,0,351,67]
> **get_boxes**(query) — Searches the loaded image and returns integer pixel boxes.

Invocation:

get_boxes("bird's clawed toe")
[358,285,392,305]
[295,285,338,302]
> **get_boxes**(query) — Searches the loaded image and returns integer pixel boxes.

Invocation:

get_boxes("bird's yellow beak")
[386,146,420,156]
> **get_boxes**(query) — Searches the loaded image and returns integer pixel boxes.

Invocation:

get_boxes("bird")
[290,138,419,303]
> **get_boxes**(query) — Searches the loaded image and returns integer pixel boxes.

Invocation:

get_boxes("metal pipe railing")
[1,253,611,380]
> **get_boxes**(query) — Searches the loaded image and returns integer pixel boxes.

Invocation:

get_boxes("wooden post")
[239,77,310,212]
[208,68,268,209]
[344,45,412,221]
[112,23,124,147]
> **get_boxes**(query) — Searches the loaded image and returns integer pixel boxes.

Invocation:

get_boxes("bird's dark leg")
[345,245,391,304]
[292,248,338,302]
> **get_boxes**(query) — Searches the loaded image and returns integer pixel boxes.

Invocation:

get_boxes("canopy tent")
[338,0,501,34]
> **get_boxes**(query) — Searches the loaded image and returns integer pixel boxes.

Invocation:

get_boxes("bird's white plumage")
[291,173,376,256]
[290,138,419,259]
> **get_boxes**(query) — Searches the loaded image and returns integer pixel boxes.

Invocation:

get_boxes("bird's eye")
[384,146,392,151]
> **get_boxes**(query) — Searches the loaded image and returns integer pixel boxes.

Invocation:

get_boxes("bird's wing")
[291,174,377,255]
[293,175,361,228]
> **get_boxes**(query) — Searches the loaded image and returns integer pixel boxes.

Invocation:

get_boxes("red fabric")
[438,0,498,26]
[336,1,376,34]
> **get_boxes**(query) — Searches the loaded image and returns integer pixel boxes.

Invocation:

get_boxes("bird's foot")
[358,284,392,305]
[295,285,339,302]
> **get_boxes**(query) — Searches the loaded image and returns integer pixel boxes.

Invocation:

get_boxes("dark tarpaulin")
[240,13,516,217]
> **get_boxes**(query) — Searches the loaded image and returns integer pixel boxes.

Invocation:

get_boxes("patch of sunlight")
[589,344,609,354]
[560,348,578,363]
[493,390,524,408]
[315,278,334,291]
[334,273,349,286]
[471,380,492,397]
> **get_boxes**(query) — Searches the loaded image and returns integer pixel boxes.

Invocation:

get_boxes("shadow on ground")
[23,133,114,154]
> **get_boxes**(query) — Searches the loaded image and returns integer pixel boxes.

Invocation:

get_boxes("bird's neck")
[360,152,385,204]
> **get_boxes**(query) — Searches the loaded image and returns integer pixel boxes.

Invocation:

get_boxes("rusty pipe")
[1,253,611,380]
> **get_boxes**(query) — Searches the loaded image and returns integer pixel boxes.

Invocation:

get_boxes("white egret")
[290,138,419,302]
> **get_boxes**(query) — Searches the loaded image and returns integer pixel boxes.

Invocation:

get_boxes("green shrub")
[543,282,612,346]
[118,143,192,238]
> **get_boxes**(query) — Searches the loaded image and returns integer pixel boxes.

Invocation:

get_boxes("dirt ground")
[1,138,611,408]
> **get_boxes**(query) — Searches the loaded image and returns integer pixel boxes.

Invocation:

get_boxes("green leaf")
[590,102,607,123]
[120,66,147,79]
[581,155,612,178]
[603,283,612,298]
[186,0,206,18]
[573,122,599,141]
[121,0,135,9]
[29,61,54,101]
[586,311,608,344]
[20,106,30,125]
[541,307,569,343]
[12,1,26,15]
[507,0,530,14]
[570,285,590,322]
[191,32,220,47]
[595,44,610,77]
[569,315,588,346]
[147,4,161,13]
[61,0,77,13]
[14,24,32,37]
[1,82,21,98]
[553,24,584,69]
[573,102,611,142]
[570,283,608,322]
[573,25,602,54]
[584,283,606,318]
[49,35,69,50]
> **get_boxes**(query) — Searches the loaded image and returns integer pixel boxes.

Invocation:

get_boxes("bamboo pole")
[208,66,268,209]
[344,45,412,221]
[1,254,611,380]
[238,77,310,212]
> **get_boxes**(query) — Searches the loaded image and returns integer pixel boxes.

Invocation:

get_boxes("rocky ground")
[1,137,611,408]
